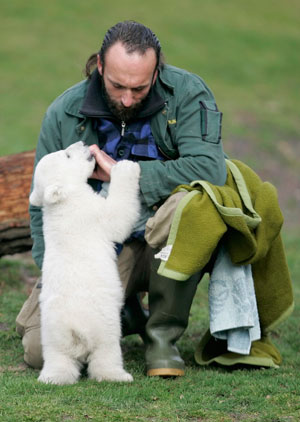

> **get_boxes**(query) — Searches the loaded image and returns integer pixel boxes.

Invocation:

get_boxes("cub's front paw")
[112,160,140,180]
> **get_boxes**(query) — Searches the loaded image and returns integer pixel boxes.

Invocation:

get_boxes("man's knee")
[22,327,43,369]
[15,279,43,369]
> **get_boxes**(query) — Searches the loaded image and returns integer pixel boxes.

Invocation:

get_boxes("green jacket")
[30,64,226,268]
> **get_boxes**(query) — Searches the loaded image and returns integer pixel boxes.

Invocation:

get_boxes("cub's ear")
[29,189,43,207]
[44,184,67,205]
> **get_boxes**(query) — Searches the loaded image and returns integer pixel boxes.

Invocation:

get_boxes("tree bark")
[0,150,35,257]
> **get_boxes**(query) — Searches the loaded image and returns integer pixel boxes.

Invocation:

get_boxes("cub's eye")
[66,152,71,158]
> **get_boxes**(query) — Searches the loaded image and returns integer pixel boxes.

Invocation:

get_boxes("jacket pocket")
[200,101,223,144]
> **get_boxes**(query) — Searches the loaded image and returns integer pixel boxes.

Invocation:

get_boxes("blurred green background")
[1,0,299,231]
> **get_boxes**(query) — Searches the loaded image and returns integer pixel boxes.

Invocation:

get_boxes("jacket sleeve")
[139,76,227,207]
[29,106,63,269]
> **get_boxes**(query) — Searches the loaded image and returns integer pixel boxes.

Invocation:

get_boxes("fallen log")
[0,150,35,257]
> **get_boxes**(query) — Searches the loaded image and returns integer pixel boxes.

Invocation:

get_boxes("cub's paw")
[112,160,140,180]
[38,363,80,385]
[89,368,133,383]
[38,371,78,385]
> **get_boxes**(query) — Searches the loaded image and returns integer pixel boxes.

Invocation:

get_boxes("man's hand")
[89,144,117,182]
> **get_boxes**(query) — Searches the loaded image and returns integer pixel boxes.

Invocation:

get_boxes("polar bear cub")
[30,141,141,385]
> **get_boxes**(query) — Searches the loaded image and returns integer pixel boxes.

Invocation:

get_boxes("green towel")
[157,159,294,367]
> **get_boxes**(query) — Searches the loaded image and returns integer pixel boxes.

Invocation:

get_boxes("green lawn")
[0,233,299,421]
[1,0,299,420]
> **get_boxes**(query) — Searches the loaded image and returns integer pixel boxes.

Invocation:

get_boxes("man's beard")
[102,82,150,122]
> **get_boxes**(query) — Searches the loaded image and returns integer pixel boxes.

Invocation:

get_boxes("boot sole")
[147,368,185,377]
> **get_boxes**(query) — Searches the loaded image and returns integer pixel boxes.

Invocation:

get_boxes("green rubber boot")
[145,255,201,377]
[121,294,149,342]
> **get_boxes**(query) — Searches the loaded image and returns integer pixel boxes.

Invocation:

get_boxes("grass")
[0,234,299,421]
[1,0,300,420]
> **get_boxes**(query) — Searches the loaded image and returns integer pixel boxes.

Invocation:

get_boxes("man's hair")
[85,21,164,78]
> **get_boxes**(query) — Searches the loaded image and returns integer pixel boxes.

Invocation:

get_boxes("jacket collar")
[80,69,166,120]
[157,65,175,93]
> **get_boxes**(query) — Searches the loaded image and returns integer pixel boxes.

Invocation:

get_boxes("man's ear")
[29,188,43,207]
[152,69,158,85]
[97,54,103,76]
[44,184,67,205]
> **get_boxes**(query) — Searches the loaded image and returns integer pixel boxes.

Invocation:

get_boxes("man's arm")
[139,80,227,207]
[29,108,63,269]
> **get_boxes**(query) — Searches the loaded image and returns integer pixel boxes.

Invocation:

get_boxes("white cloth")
[209,245,261,355]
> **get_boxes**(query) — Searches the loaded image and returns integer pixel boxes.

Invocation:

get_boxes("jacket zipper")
[157,145,173,160]
[121,121,126,136]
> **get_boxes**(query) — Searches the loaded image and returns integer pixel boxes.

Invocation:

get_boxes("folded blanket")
[194,331,282,368]
[154,159,294,367]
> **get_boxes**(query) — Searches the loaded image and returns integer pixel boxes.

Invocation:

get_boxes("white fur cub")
[30,141,140,385]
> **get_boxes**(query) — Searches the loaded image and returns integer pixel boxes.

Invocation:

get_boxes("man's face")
[97,42,158,121]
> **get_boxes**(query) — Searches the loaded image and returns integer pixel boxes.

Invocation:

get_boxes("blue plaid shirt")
[96,118,164,162]
[95,117,164,249]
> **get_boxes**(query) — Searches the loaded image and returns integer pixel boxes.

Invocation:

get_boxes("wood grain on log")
[0,150,35,256]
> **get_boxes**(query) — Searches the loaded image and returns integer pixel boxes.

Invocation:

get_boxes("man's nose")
[121,90,134,107]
